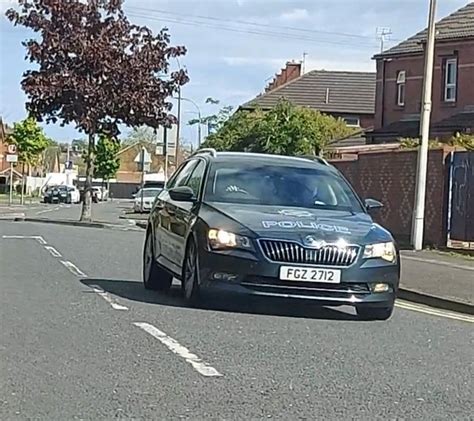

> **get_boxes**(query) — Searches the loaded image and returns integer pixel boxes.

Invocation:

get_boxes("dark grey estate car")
[143,149,400,320]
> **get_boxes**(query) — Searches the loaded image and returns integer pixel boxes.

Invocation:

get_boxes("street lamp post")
[412,0,437,250]
[174,95,202,147]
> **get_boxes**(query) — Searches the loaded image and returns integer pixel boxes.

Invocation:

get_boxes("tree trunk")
[80,133,95,222]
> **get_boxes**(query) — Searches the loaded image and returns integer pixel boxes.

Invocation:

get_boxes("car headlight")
[363,242,396,262]
[208,229,252,250]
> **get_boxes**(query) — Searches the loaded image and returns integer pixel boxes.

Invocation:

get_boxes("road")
[1,220,473,420]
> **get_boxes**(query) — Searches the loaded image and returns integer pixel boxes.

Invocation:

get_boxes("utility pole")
[412,0,437,251]
[140,146,146,213]
[163,126,168,180]
[176,86,181,166]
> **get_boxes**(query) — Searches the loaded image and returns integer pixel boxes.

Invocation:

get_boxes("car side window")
[166,160,197,189]
[184,159,206,197]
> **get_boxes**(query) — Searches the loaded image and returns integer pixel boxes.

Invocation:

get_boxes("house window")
[444,58,457,102]
[396,70,406,106]
[343,116,360,127]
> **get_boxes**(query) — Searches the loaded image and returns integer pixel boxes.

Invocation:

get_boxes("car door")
[153,159,198,273]
[169,158,207,268]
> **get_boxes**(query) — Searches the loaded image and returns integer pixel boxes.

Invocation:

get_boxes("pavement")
[0,219,473,420]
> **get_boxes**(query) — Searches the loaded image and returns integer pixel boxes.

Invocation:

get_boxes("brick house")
[115,141,179,183]
[368,2,474,143]
[241,62,375,129]
[0,117,12,173]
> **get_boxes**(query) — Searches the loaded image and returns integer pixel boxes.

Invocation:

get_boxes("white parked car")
[92,186,109,201]
[133,187,162,213]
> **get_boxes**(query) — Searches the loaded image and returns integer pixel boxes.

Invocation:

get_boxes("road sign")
[6,154,18,163]
[7,144,17,154]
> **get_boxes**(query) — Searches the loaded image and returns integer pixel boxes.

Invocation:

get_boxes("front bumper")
[198,248,399,308]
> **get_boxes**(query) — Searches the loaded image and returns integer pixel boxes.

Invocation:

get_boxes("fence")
[330,147,453,247]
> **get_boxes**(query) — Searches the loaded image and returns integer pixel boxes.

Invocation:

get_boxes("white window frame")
[444,58,457,103]
[396,70,406,106]
[343,116,360,127]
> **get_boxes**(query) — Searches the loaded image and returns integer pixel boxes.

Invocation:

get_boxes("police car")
[143,149,400,320]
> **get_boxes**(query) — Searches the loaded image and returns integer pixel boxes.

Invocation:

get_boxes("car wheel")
[356,305,394,321]
[143,229,173,291]
[182,239,201,306]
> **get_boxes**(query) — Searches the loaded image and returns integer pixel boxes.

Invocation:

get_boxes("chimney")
[264,61,302,93]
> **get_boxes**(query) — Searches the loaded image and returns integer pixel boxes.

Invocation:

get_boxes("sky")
[0,0,469,146]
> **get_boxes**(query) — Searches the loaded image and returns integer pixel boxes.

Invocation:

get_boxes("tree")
[93,134,121,183]
[8,117,51,166]
[7,117,51,201]
[7,0,188,221]
[203,100,353,156]
[188,98,233,137]
[122,126,157,146]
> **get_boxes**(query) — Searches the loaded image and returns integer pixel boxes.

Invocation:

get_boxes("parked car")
[143,149,400,321]
[92,186,109,201]
[133,187,163,213]
[43,185,80,204]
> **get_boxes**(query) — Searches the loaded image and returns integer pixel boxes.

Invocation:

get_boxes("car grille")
[259,239,359,267]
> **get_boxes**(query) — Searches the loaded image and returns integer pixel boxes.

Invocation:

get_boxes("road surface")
[0,220,472,420]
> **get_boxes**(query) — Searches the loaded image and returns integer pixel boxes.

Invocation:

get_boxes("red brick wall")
[331,148,451,246]
[375,39,474,130]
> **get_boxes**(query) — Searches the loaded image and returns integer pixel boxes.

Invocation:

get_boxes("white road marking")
[2,235,47,244]
[60,260,88,277]
[133,322,223,378]
[34,236,47,245]
[36,207,61,215]
[395,300,474,323]
[401,255,474,272]
[44,245,62,258]
[90,285,129,311]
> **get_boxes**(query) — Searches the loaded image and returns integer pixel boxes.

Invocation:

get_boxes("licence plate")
[280,266,341,283]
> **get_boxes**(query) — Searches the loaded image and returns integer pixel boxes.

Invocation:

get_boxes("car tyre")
[182,239,201,306]
[356,305,394,321]
[143,229,172,291]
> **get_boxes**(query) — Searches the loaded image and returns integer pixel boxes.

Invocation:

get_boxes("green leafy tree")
[8,117,51,166]
[93,135,121,182]
[188,98,233,136]
[203,100,352,156]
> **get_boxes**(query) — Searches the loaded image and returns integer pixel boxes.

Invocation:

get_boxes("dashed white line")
[60,260,88,277]
[44,245,62,258]
[395,300,474,323]
[133,322,223,378]
[89,285,129,310]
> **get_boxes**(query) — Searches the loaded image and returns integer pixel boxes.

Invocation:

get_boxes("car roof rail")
[299,155,330,166]
[191,148,217,158]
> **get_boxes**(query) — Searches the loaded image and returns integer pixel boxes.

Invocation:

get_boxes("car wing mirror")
[365,198,383,211]
[169,186,195,202]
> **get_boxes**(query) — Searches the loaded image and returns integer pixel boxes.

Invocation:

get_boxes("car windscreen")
[204,162,364,213]
[138,188,162,197]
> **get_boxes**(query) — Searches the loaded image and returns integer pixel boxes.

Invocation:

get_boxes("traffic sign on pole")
[6,154,18,163]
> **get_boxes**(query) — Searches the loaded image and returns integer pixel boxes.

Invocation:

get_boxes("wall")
[374,39,474,130]
[331,148,452,246]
